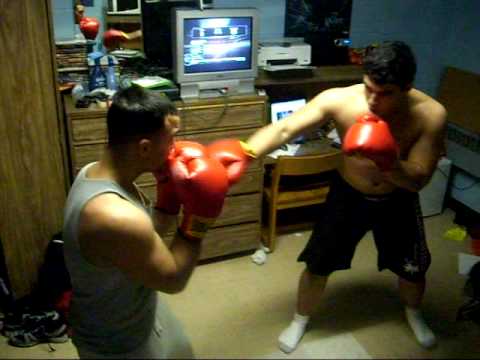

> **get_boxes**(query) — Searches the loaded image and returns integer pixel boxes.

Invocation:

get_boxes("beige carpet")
[261,333,371,359]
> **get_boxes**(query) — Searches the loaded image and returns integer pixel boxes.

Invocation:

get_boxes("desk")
[264,138,341,165]
[255,65,363,100]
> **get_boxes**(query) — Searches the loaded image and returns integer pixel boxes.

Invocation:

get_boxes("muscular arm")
[384,105,447,192]
[79,194,201,294]
[151,208,178,238]
[247,88,342,157]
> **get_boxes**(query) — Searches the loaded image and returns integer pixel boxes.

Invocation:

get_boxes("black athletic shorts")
[298,172,431,283]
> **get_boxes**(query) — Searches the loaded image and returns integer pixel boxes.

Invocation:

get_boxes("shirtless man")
[207,41,446,352]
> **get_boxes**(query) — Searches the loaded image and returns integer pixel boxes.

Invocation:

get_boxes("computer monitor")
[270,98,307,143]
[172,8,259,99]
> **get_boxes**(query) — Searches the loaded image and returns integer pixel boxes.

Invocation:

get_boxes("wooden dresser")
[63,94,268,260]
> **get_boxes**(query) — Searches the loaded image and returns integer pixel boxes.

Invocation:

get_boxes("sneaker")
[1,311,31,338]
[8,310,68,347]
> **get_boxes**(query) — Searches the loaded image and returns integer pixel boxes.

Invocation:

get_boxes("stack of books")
[55,39,90,85]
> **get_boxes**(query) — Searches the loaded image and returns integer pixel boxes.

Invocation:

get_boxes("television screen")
[172,8,259,99]
[183,17,253,74]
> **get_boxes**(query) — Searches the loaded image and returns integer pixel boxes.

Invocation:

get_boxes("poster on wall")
[284,0,352,65]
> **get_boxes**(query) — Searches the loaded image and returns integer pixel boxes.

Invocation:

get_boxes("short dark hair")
[107,84,177,147]
[363,41,416,89]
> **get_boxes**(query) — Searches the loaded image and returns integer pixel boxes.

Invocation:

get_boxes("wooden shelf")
[106,13,141,24]
[255,65,363,100]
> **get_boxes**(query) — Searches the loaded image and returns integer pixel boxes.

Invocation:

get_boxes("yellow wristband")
[239,141,257,159]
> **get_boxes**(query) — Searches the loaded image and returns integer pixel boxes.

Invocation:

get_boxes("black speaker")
[141,0,197,68]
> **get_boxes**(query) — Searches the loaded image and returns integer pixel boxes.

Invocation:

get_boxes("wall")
[350,0,458,96]
[441,1,480,74]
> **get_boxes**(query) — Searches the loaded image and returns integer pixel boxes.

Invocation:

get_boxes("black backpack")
[34,232,72,309]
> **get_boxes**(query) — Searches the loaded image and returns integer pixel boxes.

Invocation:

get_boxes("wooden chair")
[262,152,342,251]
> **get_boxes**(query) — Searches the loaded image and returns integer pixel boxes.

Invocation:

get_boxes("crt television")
[172,8,259,99]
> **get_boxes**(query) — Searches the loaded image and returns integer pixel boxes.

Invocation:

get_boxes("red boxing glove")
[103,29,129,49]
[342,113,399,171]
[206,139,256,185]
[79,17,100,40]
[154,141,205,215]
[170,141,229,241]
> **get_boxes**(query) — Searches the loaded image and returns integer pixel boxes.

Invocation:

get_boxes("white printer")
[258,38,312,70]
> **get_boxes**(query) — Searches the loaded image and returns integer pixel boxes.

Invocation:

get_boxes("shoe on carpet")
[7,310,68,347]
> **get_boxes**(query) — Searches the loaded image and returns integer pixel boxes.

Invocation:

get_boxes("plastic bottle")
[88,52,106,91]
[106,56,118,91]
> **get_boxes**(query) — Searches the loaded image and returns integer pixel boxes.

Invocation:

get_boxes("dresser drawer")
[140,168,263,199]
[179,102,264,133]
[162,222,260,260]
[140,188,262,227]
[200,222,260,259]
[69,102,264,143]
[74,143,106,169]
[71,117,107,142]
[215,192,261,226]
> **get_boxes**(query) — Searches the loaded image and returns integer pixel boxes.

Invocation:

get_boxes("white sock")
[278,313,309,353]
[405,306,436,348]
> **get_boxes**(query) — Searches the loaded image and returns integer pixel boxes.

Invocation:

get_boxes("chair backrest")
[274,152,342,177]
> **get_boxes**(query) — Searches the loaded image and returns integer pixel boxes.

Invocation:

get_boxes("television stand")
[180,78,256,100]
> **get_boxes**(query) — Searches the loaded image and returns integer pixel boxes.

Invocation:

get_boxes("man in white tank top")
[63,85,229,358]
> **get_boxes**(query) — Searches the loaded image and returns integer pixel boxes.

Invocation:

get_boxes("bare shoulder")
[413,89,447,131]
[318,83,362,102]
[79,193,155,265]
[313,83,363,112]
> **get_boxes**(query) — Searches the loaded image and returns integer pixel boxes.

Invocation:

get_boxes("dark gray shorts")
[298,172,431,283]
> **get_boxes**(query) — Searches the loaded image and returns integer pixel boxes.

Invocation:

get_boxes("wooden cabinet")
[0,1,68,298]
[63,94,268,260]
